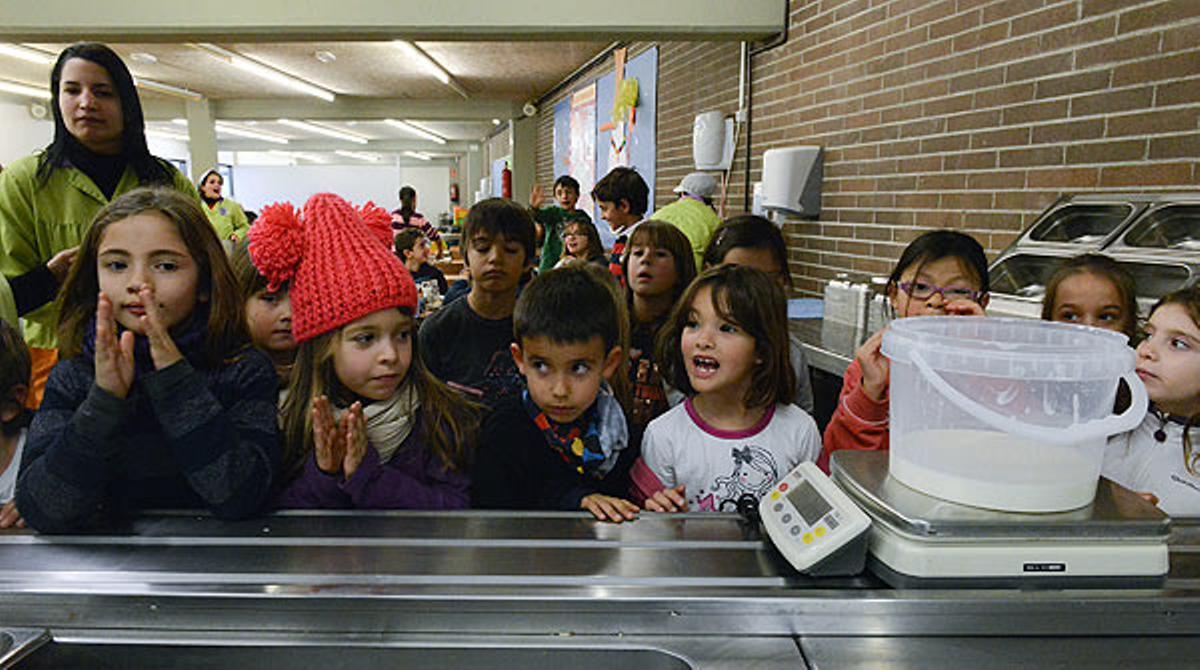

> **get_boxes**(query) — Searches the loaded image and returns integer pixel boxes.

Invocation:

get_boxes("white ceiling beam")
[220,139,474,152]
[142,98,520,122]
[0,0,783,40]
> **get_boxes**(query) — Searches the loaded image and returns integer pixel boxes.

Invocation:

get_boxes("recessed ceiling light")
[130,51,158,64]
[315,50,336,64]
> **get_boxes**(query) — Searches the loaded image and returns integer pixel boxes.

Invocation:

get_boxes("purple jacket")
[275,418,469,509]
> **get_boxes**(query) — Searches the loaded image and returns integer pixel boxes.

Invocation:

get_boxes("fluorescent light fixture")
[277,119,369,144]
[391,40,468,99]
[215,122,289,144]
[335,149,381,162]
[0,43,52,65]
[491,118,501,125]
[404,151,432,161]
[194,43,335,102]
[0,79,50,100]
[134,77,203,101]
[383,119,447,145]
[146,128,190,142]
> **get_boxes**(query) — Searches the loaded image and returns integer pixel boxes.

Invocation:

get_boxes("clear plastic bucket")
[882,317,1146,512]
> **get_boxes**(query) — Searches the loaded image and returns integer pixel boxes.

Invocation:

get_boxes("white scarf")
[336,382,421,464]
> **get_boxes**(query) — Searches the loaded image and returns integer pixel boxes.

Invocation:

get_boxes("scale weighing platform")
[829,451,1171,589]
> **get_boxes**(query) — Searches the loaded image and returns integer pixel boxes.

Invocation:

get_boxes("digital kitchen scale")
[830,451,1171,589]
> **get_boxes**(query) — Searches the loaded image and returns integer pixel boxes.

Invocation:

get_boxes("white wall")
[0,100,53,167]
[231,164,451,221]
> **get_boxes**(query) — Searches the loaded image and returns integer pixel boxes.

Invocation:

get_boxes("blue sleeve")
[140,352,280,520]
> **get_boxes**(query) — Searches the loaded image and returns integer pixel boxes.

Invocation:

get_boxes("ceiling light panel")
[278,119,369,144]
[383,119,447,145]
[391,41,468,99]
[0,79,50,100]
[0,43,52,65]
[194,43,335,102]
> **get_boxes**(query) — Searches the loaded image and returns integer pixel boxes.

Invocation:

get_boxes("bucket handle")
[910,349,1147,446]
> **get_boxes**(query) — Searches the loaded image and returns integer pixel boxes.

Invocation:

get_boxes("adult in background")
[197,167,249,243]
[0,42,198,407]
[391,185,444,257]
[648,172,721,270]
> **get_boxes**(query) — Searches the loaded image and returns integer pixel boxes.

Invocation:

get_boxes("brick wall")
[536,0,1200,296]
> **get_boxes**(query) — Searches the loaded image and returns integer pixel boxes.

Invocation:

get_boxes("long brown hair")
[57,187,247,366]
[623,220,698,315]
[656,265,795,409]
[1041,253,1139,343]
[562,220,605,262]
[278,308,479,481]
[1147,286,1200,476]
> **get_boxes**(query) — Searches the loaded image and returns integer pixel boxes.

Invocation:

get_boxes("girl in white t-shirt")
[1104,286,1200,516]
[631,265,820,512]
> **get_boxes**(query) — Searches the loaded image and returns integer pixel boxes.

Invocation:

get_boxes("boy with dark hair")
[473,264,640,522]
[529,175,592,274]
[591,167,649,284]
[418,198,536,404]
[0,319,31,527]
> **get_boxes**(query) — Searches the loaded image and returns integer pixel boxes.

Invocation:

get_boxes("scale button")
[779,482,789,492]
[826,516,840,529]
[773,502,784,513]
[815,526,827,537]
[790,526,801,536]
[802,533,814,544]
[770,491,780,501]
[781,514,792,524]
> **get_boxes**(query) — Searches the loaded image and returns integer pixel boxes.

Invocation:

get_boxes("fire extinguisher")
[449,183,460,204]
[501,162,512,199]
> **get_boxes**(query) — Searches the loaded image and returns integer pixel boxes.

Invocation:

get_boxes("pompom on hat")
[249,192,416,343]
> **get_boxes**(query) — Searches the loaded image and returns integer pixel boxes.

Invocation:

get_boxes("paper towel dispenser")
[693,111,735,171]
[762,146,823,217]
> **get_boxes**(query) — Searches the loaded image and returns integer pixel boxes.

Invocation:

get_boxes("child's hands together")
[94,292,135,398]
[312,397,367,480]
[643,485,688,513]
[581,493,639,523]
[137,285,184,370]
[0,501,25,529]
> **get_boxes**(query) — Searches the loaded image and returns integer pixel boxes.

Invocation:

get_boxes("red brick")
[948,109,1002,132]
[967,171,1026,190]
[998,146,1065,168]
[1012,4,1078,39]
[949,65,1005,93]
[930,11,982,40]
[1100,163,1196,186]
[1114,52,1200,87]
[1026,167,1101,189]
[944,151,998,170]
[1038,16,1117,52]
[900,156,944,175]
[1002,100,1069,125]
[1117,1,1200,34]
[900,118,946,139]
[941,193,993,210]
[1081,0,1131,18]
[1076,32,1160,69]
[972,127,1031,149]
[918,173,968,190]
[978,36,1040,68]
[1162,21,1200,54]
[1035,71,1112,100]
[1149,134,1200,160]
[1157,79,1200,107]
[982,0,1042,24]
[896,193,940,209]
[952,22,1008,52]
[1107,109,1200,138]
[1066,140,1147,164]
[975,83,1036,110]
[1032,119,1106,144]
[920,134,972,153]
[879,139,922,157]
[1006,52,1074,83]
[924,93,974,117]
[1070,86,1154,117]
[878,175,919,191]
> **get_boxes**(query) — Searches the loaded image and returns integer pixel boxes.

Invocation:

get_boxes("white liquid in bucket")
[890,429,1101,512]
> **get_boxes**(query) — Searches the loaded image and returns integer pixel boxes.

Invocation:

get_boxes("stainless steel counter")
[2,511,1199,668]
[791,318,868,377]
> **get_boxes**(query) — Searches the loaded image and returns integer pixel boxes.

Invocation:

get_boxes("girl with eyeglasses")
[821,230,989,464]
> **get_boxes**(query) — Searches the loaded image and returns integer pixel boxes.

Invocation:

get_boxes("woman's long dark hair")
[38,43,172,186]
[398,185,417,224]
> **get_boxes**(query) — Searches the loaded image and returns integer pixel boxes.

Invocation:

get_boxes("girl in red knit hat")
[253,192,480,509]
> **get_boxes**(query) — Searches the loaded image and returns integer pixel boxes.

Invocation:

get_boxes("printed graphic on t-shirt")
[478,349,526,406]
[691,445,781,512]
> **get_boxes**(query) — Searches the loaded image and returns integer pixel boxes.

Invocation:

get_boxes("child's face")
[597,199,638,230]
[333,308,413,402]
[1051,272,1130,334]
[245,287,294,354]
[466,232,527,294]
[1135,303,1200,417]
[554,184,579,211]
[889,256,985,318]
[562,225,588,256]
[681,285,758,399]
[97,212,200,334]
[628,244,678,299]
[200,173,223,200]
[722,247,786,287]
[407,237,429,266]
[512,335,621,425]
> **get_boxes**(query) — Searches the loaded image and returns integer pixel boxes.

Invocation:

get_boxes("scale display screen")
[787,479,831,526]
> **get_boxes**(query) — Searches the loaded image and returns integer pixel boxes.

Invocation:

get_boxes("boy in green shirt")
[530,175,592,273]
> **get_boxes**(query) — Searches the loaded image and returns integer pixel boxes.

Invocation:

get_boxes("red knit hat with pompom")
[249,192,416,343]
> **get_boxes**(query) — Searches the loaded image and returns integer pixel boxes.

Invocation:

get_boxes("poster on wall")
[553,84,597,219]
[594,46,657,246]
